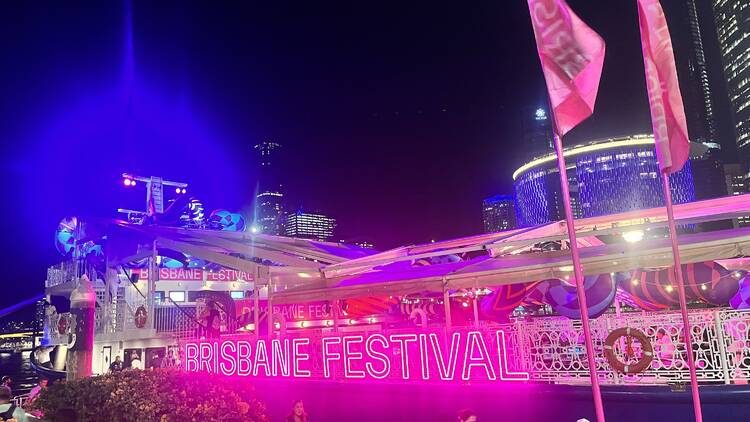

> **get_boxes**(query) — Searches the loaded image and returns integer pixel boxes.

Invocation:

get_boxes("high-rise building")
[712,0,750,165]
[254,142,284,235]
[282,210,337,242]
[482,195,517,233]
[521,107,554,158]
[664,0,720,150]
[514,135,697,227]
[724,163,750,227]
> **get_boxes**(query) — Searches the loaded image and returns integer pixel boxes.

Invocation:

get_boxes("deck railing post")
[713,310,731,384]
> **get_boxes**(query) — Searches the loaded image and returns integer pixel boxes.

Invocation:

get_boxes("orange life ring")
[604,327,653,374]
[134,306,148,329]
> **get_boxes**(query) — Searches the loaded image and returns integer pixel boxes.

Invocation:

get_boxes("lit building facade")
[725,163,750,227]
[254,141,284,235]
[283,210,337,242]
[513,135,696,227]
[482,195,517,233]
[712,0,750,164]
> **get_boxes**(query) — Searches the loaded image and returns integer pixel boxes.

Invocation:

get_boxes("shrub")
[30,369,269,421]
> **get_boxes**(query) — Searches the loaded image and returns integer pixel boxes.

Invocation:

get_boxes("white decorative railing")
[45,261,78,289]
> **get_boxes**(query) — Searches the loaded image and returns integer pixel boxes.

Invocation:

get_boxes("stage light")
[250,225,260,234]
[123,178,132,186]
[623,230,644,243]
[182,188,187,194]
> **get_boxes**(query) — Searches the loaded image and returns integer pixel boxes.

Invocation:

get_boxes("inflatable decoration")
[480,282,537,319]
[412,254,462,266]
[208,210,246,232]
[341,296,399,318]
[180,198,205,227]
[730,275,750,310]
[543,273,617,319]
[159,256,184,269]
[623,261,737,308]
[399,300,444,319]
[54,217,78,256]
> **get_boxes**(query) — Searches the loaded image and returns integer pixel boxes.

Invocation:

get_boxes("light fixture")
[368,317,376,324]
[123,178,133,187]
[701,284,707,291]
[175,187,181,194]
[325,320,333,327]
[348,319,355,325]
[274,322,281,330]
[622,230,645,243]
[461,302,470,308]
[665,285,674,293]
[734,271,743,279]
[631,279,639,285]
[300,321,306,328]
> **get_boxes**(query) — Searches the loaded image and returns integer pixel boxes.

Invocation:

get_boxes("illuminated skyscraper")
[283,210,337,242]
[712,0,750,164]
[254,141,284,235]
[482,195,517,233]
[521,106,554,158]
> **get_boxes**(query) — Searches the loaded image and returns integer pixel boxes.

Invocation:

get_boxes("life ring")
[57,315,69,335]
[134,306,148,329]
[604,327,654,374]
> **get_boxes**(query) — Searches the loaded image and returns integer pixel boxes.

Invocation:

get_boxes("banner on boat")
[183,329,529,383]
[133,268,254,282]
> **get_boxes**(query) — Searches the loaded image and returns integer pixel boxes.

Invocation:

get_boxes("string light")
[665,285,673,293]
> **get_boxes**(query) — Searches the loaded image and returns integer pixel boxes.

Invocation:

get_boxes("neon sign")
[184,330,529,383]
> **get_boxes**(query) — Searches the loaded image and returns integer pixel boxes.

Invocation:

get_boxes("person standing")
[27,378,48,403]
[285,400,309,422]
[129,352,143,370]
[109,356,123,372]
[0,386,28,422]
[0,377,12,395]
[150,353,163,369]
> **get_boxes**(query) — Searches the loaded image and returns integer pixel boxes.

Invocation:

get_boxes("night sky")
[0,1,658,306]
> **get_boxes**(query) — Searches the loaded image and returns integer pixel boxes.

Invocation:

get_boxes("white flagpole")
[661,172,703,421]
[552,131,606,422]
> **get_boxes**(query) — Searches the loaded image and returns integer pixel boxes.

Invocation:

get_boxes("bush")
[30,369,270,421]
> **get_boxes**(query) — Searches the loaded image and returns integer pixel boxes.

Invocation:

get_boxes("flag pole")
[660,171,703,422]
[552,131,606,422]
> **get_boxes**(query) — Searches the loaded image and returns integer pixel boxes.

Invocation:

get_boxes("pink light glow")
[183,329,529,384]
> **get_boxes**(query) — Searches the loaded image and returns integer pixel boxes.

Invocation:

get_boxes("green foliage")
[30,369,270,421]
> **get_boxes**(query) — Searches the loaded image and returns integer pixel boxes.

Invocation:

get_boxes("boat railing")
[42,312,75,346]
[12,393,29,407]
[45,261,78,289]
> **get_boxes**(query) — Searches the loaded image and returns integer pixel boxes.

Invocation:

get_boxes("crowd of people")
[0,375,49,421]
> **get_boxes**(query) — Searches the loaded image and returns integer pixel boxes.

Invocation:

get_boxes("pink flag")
[527,0,606,137]
[638,0,690,174]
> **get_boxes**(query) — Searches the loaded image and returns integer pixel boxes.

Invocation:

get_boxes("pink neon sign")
[183,330,529,383]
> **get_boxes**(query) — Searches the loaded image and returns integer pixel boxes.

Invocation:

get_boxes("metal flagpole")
[661,172,703,422]
[552,132,606,422]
